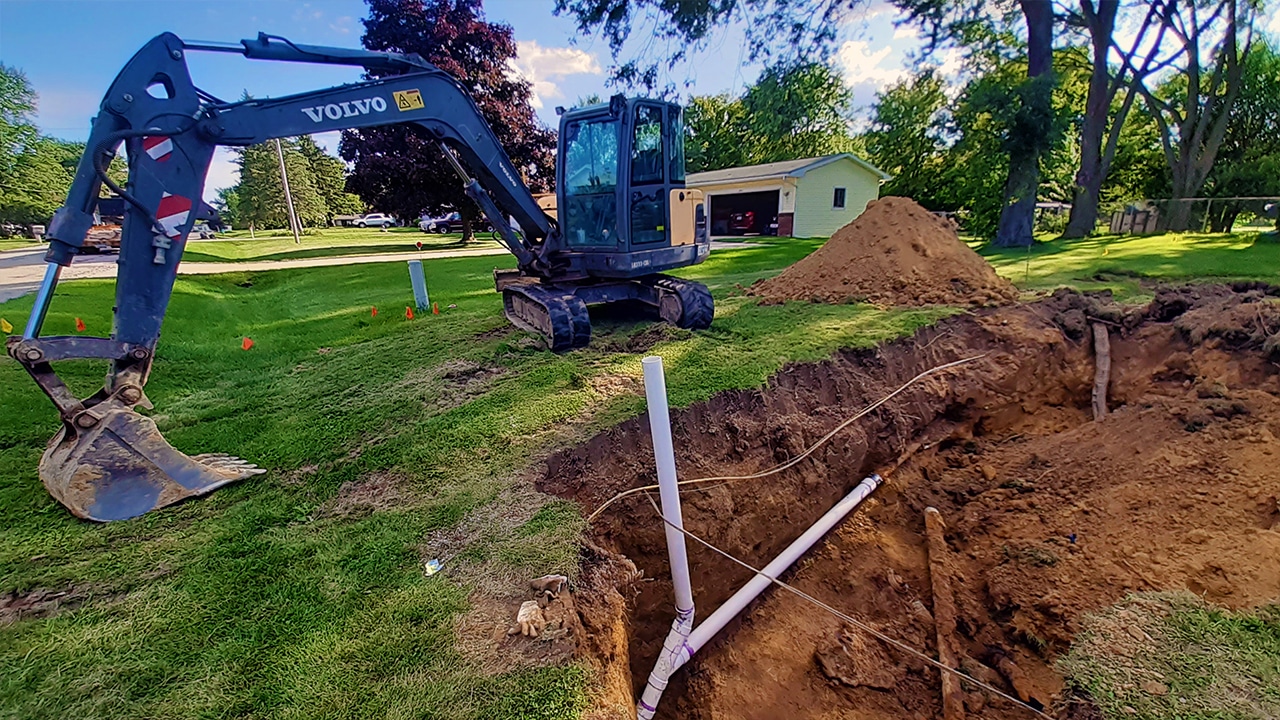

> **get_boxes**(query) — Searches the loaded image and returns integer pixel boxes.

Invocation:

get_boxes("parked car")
[728,210,756,235]
[419,212,493,234]
[356,213,395,228]
[192,222,216,239]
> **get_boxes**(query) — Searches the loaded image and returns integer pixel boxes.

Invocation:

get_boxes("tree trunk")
[993,0,1055,248]
[1063,0,1120,239]
[460,214,474,245]
[994,147,1040,247]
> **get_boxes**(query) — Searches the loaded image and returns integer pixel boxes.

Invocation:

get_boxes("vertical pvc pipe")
[638,355,696,720]
[407,259,429,310]
[642,355,694,614]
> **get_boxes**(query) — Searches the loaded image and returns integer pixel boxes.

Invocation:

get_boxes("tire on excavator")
[653,276,714,330]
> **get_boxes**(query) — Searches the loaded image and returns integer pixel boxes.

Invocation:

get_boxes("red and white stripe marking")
[156,192,192,238]
[142,136,173,162]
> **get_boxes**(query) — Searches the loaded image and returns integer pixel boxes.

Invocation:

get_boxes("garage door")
[708,190,780,236]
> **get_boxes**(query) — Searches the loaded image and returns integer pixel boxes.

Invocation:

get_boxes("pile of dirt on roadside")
[751,196,1018,307]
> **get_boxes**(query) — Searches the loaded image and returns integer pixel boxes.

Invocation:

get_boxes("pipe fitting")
[24,348,43,362]
[74,413,99,429]
[118,386,142,404]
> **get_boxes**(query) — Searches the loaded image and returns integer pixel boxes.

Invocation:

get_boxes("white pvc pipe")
[642,356,694,614]
[684,473,882,656]
[638,355,696,720]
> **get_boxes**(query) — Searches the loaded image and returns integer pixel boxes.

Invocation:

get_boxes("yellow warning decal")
[394,89,425,111]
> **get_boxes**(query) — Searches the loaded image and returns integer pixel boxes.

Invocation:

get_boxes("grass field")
[182,226,501,263]
[982,230,1279,300]
[0,238,41,253]
[0,238,946,719]
[3,229,1279,719]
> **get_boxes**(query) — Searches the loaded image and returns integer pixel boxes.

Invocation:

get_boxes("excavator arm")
[9,32,559,521]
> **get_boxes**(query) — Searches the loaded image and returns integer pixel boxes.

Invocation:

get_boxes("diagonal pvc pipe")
[635,355,884,718]
[639,464,882,713]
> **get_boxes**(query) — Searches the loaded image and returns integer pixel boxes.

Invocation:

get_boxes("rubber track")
[501,284,591,352]
[652,275,715,329]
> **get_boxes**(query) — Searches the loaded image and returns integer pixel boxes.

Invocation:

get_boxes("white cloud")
[507,40,602,110]
[329,15,356,35]
[836,39,908,90]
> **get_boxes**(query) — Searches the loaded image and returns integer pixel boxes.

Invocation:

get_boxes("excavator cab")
[555,96,707,274]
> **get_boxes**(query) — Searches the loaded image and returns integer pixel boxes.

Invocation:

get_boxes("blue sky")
[0,0,937,202]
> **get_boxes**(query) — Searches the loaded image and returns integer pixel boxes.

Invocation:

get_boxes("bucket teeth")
[190,453,268,479]
[39,408,266,522]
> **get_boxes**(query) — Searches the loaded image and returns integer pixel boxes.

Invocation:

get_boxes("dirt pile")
[751,196,1018,307]
[542,284,1280,719]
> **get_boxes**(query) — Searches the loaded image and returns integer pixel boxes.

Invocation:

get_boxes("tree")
[865,69,950,207]
[342,0,555,243]
[740,63,858,163]
[1134,0,1258,230]
[0,137,81,224]
[296,135,364,222]
[557,0,1056,247]
[214,186,242,229]
[1203,39,1280,231]
[0,64,41,223]
[1057,1,1182,237]
[684,93,748,172]
[232,139,328,230]
[684,62,855,172]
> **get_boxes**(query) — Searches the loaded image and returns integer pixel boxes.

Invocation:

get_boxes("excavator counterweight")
[10,33,713,520]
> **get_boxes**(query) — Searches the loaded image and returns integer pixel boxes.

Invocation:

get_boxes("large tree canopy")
[558,0,1055,247]
[342,0,554,242]
[686,62,858,173]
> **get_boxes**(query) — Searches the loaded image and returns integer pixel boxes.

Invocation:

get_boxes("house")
[686,153,890,238]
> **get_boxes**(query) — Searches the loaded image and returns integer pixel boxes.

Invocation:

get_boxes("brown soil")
[540,285,1280,719]
[750,196,1019,307]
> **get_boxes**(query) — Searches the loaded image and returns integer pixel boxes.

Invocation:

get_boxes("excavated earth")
[540,284,1280,719]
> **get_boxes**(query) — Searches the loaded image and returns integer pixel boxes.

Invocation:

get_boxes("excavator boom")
[11,32,712,521]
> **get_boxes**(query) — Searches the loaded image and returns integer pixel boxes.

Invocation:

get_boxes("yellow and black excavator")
[8,33,713,521]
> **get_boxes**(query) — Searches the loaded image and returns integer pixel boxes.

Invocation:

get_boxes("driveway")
[0,242,754,304]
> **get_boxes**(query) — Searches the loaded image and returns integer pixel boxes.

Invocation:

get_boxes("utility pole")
[274,138,302,244]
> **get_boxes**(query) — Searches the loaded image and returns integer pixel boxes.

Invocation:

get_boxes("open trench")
[539,286,1280,719]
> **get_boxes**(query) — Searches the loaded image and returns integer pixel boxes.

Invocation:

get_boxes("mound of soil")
[751,196,1018,307]
[543,285,1280,719]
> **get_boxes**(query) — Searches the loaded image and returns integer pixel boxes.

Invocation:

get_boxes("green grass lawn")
[0,238,41,253]
[980,230,1280,301]
[0,238,946,720]
[182,226,502,263]
[1062,593,1280,720]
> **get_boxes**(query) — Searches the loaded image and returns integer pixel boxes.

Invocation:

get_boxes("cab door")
[627,103,669,246]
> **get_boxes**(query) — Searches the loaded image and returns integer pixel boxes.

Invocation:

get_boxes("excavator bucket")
[41,408,265,522]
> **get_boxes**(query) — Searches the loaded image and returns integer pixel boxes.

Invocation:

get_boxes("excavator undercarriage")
[10,32,715,520]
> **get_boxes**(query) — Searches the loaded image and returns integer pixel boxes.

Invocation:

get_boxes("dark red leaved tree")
[341,0,555,242]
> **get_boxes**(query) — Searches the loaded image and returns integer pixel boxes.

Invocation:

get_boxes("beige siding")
[791,159,882,238]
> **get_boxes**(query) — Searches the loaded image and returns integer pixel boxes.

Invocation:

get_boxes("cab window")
[631,104,664,185]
